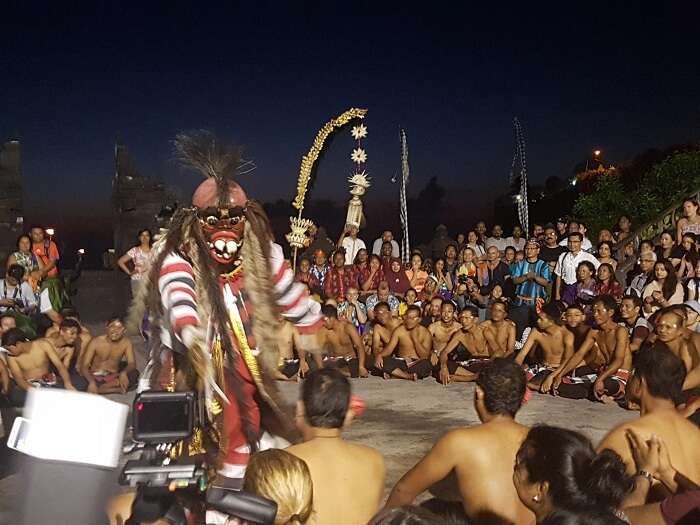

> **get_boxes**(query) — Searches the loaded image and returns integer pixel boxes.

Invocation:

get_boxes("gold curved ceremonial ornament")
[287,107,368,267]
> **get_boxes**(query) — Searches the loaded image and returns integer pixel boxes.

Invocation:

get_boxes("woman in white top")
[676,198,700,244]
[642,259,684,317]
[465,230,486,260]
[117,229,153,297]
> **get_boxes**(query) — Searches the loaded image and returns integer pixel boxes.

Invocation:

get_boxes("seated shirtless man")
[374,305,433,380]
[515,302,574,390]
[46,311,92,366]
[480,300,516,358]
[385,359,535,525]
[275,319,303,381]
[371,302,403,365]
[2,327,76,406]
[317,304,368,378]
[563,303,592,353]
[438,306,490,384]
[599,344,700,498]
[80,317,139,394]
[542,295,632,403]
[428,301,460,366]
[45,318,81,370]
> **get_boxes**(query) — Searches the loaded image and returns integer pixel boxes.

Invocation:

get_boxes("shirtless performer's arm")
[118,340,137,393]
[505,322,516,357]
[345,323,368,377]
[376,328,401,369]
[683,361,700,390]
[593,328,628,397]
[0,359,10,394]
[411,326,433,360]
[41,341,76,390]
[438,332,467,385]
[7,358,33,391]
[541,330,597,393]
[514,329,541,365]
[386,431,461,508]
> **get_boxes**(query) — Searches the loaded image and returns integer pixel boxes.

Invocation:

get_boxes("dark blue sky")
[3,3,699,213]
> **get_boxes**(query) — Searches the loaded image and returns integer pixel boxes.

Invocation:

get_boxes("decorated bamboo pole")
[286,107,368,268]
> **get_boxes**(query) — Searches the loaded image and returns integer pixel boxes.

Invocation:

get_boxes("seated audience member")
[0,264,37,315]
[2,328,77,406]
[573,261,598,313]
[405,253,428,294]
[480,300,516,358]
[622,431,700,525]
[374,305,433,380]
[503,246,517,272]
[379,241,395,270]
[421,296,443,326]
[360,255,385,296]
[438,306,490,384]
[0,313,17,335]
[385,257,411,297]
[455,247,478,282]
[418,274,440,304]
[386,359,534,525]
[596,263,623,303]
[366,281,400,320]
[308,249,330,297]
[685,260,700,301]
[428,302,459,363]
[485,224,508,254]
[324,249,358,302]
[80,317,139,394]
[287,369,385,525]
[477,246,513,297]
[554,233,599,304]
[596,241,618,271]
[642,260,683,317]
[337,287,368,332]
[598,344,700,491]
[619,295,651,354]
[317,305,368,378]
[431,258,454,299]
[398,288,419,317]
[557,220,593,252]
[45,317,82,370]
[7,233,43,286]
[294,256,313,286]
[542,296,631,402]
[626,252,655,298]
[513,425,633,524]
[372,230,400,258]
[444,244,459,276]
[515,303,574,390]
[243,449,314,525]
[506,224,527,252]
[673,232,697,273]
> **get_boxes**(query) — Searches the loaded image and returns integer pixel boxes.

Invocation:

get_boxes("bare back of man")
[287,438,385,525]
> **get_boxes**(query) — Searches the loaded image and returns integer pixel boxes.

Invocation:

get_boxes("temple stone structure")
[0,139,23,264]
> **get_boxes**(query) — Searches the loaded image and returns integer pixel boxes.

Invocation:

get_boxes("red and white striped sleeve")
[269,243,323,334]
[158,252,200,341]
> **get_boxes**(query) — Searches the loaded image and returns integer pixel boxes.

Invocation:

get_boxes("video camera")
[122,391,278,525]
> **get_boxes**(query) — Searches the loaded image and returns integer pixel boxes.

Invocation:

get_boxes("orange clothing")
[33,241,60,278]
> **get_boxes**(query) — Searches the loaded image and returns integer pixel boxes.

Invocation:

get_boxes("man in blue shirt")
[510,239,552,345]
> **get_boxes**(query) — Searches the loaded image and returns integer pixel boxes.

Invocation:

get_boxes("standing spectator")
[379,241,394,270]
[485,224,509,254]
[465,230,485,260]
[30,225,59,279]
[6,233,43,294]
[324,250,358,302]
[444,244,459,277]
[475,221,488,244]
[338,224,366,264]
[614,215,633,242]
[428,225,455,262]
[643,260,684,316]
[627,252,656,297]
[596,241,618,271]
[360,255,384,296]
[431,258,453,299]
[477,246,513,297]
[295,257,312,285]
[371,230,400,258]
[511,239,552,336]
[117,228,152,297]
[655,232,676,262]
[539,226,567,272]
[532,223,545,242]
[385,258,411,297]
[555,217,569,242]
[506,224,527,252]
[676,198,700,244]
[554,233,600,304]
[595,263,624,302]
[308,249,330,297]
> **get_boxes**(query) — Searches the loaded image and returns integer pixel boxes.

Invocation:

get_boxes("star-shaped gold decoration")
[351,124,368,140]
[351,148,367,164]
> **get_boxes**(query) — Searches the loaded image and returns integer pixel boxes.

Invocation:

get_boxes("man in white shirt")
[338,224,366,264]
[504,224,526,252]
[558,220,593,251]
[554,232,600,304]
[485,224,509,254]
[371,230,400,258]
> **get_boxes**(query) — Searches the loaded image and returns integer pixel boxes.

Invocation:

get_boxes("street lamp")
[45,228,55,237]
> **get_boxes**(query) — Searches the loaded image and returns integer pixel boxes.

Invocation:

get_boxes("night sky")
[3,3,699,225]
